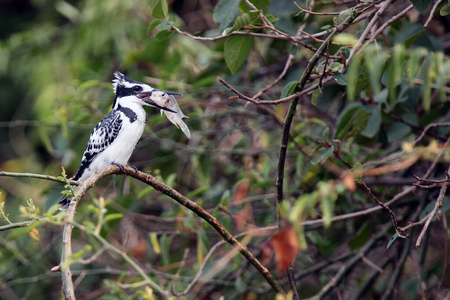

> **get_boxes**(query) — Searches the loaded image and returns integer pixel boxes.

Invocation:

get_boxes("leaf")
[361,104,381,138]
[409,0,432,13]
[235,180,251,203]
[147,20,162,34]
[440,3,450,16]
[334,104,371,140]
[155,30,174,41]
[421,55,433,111]
[151,0,168,19]
[104,213,123,223]
[387,44,405,103]
[239,0,271,13]
[270,226,299,274]
[224,35,254,74]
[387,122,411,142]
[311,146,334,165]
[149,233,161,254]
[334,72,347,85]
[29,227,40,243]
[213,0,241,30]
[387,232,399,249]
[280,81,298,98]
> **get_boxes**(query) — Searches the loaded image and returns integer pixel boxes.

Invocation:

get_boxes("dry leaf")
[234,204,252,231]
[29,227,40,243]
[235,180,251,203]
[342,173,356,192]
[270,226,299,274]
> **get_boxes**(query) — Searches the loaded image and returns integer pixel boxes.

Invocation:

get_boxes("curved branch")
[48,165,283,297]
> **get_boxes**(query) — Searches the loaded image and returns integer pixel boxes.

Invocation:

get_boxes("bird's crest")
[112,71,125,94]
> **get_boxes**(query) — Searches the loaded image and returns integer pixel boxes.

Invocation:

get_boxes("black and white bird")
[59,71,182,210]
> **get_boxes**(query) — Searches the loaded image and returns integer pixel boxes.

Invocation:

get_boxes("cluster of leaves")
[0,0,449,299]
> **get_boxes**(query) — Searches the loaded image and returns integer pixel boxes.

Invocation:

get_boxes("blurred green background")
[0,0,449,299]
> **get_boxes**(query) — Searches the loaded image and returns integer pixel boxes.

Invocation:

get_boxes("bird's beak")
[137,91,178,113]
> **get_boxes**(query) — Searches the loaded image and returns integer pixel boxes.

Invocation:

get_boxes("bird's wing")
[74,110,123,180]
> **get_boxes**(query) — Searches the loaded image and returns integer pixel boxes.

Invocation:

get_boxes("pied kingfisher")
[59,71,182,210]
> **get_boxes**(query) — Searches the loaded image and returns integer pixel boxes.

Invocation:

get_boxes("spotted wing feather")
[74,110,123,180]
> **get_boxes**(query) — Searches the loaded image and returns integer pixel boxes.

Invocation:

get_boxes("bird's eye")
[132,86,142,92]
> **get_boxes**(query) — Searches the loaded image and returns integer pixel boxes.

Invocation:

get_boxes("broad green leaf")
[280,81,298,98]
[155,30,174,41]
[239,0,271,13]
[334,72,347,85]
[350,163,364,181]
[213,0,241,30]
[387,44,405,103]
[335,104,371,140]
[387,122,411,142]
[361,104,381,138]
[410,0,432,13]
[224,35,254,74]
[346,53,362,101]
[147,20,162,34]
[311,146,334,165]
[421,55,432,111]
[364,45,388,95]
[151,0,169,19]
[230,12,259,33]
[441,3,450,16]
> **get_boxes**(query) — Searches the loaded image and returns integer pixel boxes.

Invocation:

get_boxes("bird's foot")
[111,162,125,173]
[111,162,139,175]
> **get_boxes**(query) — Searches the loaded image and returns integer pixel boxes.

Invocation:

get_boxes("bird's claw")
[111,162,125,173]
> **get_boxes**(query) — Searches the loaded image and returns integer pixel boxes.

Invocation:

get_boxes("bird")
[59,71,183,210]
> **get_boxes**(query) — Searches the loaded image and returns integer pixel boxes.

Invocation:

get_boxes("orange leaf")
[233,204,252,231]
[235,181,251,203]
[270,226,299,274]
[29,227,40,243]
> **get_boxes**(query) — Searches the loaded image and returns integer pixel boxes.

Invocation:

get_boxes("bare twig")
[276,13,360,226]
[424,0,444,28]
[0,171,79,186]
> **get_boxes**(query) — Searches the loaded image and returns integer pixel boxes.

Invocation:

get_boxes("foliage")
[0,0,449,299]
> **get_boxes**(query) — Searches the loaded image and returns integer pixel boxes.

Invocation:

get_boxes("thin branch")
[48,165,283,295]
[276,13,360,226]
[0,171,79,186]
[424,0,444,28]
[0,218,49,231]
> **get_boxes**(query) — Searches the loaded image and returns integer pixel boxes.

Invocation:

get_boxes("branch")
[0,171,79,186]
[49,165,284,296]
[276,12,359,225]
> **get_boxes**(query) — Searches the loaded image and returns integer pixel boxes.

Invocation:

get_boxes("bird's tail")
[59,192,73,211]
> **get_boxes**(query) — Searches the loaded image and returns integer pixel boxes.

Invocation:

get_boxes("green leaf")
[387,44,405,103]
[104,213,124,223]
[335,104,371,140]
[421,55,433,112]
[230,13,257,33]
[387,122,411,142]
[311,146,334,165]
[147,20,162,34]
[350,163,363,181]
[361,104,381,138]
[239,0,271,13]
[387,232,399,249]
[440,3,450,16]
[213,0,241,30]
[224,35,254,74]
[155,30,174,41]
[150,0,169,19]
[280,81,298,98]
[334,72,347,85]
[409,0,432,13]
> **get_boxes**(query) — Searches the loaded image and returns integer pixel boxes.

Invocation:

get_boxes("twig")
[0,218,49,231]
[56,165,283,295]
[276,12,360,226]
[414,122,450,146]
[0,171,79,186]
[424,0,443,28]
[347,0,393,63]
[415,169,449,247]
[359,180,408,238]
